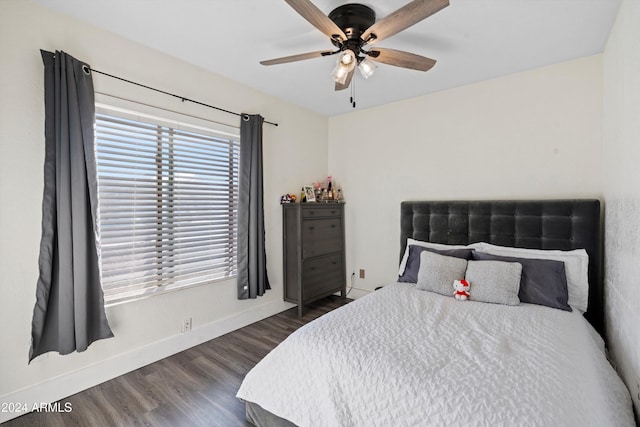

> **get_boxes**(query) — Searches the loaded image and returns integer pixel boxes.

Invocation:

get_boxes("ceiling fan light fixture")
[358,57,377,79]
[331,62,350,85]
[331,49,357,84]
[338,49,356,66]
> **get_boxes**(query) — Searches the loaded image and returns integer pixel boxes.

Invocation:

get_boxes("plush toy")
[280,194,298,204]
[453,279,471,301]
[280,194,291,204]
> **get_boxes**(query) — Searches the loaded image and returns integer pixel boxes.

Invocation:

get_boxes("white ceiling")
[35,0,621,117]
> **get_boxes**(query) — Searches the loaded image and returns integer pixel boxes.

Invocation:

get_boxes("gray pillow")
[464,260,522,306]
[416,251,468,296]
[399,245,474,283]
[472,252,571,311]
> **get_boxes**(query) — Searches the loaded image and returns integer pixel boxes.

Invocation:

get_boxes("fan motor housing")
[329,3,376,41]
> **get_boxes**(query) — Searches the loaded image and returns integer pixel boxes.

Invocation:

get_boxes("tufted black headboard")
[400,200,603,337]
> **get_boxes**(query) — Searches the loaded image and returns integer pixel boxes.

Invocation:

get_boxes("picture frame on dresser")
[303,185,315,202]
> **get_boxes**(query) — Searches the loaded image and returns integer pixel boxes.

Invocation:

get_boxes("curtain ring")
[242,114,250,121]
[82,64,91,75]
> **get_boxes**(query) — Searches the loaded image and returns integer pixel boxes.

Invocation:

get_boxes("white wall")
[603,0,640,415]
[328,55,603,294]
[0,1,327,420]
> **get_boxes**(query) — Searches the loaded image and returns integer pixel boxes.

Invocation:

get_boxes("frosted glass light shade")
[358,58,377,79]
[331,62,350,84]
[331,50,357,84]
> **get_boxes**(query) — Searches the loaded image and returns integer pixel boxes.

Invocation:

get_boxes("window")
[95,104,240,304]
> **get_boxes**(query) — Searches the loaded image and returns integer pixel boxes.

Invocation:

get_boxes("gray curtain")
[237,114,271,299]
[30,50,113,362]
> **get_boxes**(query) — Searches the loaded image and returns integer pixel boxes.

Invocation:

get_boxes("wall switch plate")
[181,317,192,333]
[359,269,365,279]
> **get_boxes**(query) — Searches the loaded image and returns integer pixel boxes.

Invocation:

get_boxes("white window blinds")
[95,106,239,304]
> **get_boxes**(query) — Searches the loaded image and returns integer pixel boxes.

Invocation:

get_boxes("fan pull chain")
[350,78,356,108]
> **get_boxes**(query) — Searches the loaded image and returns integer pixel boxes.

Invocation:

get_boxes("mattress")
[237,282,634,426]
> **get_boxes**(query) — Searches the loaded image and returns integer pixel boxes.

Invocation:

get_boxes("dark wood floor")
[5,296,351,427]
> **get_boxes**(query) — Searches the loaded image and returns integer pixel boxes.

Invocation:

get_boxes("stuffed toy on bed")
[453,279,471,301]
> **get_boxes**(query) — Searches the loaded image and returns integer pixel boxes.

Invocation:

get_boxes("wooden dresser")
[282,203,346,316]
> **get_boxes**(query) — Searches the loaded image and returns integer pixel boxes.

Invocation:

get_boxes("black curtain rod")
[88,68,278,127]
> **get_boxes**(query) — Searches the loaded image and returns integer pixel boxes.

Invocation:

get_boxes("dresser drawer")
[302,206,341,219]
[302,253,344,300]
[302,218,342,258]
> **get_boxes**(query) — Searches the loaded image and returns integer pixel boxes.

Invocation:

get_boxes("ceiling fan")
[261,0,450,91]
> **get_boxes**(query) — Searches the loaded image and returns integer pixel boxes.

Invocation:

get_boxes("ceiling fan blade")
[260,50,336,66]
[334,68,355,91]
[285,0,347,42]
[361,0,449,45]
[368,48,436,71]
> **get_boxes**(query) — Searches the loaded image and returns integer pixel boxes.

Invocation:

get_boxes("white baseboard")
[0,299,294,423]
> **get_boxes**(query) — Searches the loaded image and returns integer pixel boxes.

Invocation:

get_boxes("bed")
[237,200,635,426]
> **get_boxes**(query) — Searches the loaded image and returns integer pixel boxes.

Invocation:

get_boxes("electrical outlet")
[180,317,192,333]
[359,269,365,279]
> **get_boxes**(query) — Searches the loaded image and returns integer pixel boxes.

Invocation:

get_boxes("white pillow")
[416,251,468,296]
[465,260,522,306]
[475,242,589,313]
[399,238,480,276]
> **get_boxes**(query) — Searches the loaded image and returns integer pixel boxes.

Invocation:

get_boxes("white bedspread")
[237,283,634,426]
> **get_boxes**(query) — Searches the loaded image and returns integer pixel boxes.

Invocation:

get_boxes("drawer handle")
[308,211,315,215]
[332,261,337,265]
[331,224,336,228]
[309,226,315,230]
[331,210,336,214]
